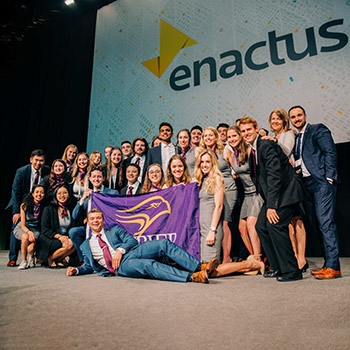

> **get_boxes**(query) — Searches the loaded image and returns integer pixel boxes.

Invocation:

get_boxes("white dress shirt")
[131,154,146,183]
[161,142,176,174]
[30,166,42,192]
[126,181,140,195]
[295,123,311,177]
[89,229,116,270]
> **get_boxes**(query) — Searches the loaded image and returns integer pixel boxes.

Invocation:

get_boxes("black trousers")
[256,203,299,276]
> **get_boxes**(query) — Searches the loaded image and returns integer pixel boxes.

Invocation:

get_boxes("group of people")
[6,105,341,283]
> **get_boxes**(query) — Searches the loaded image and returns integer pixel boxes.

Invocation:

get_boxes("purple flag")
[90,183,200,260]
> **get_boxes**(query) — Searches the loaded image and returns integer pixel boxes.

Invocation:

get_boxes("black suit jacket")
[145,144,181,170]
[6,164,50,214]
[122,155,148,185]
[120,183,142,195]
[251,136,304,209]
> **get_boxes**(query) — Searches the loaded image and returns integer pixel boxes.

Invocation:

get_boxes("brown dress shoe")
[313,267,341,280]
[311,267,326,275]
[201,258,219,276]
[7,260,17,267]
[191,270,209,283]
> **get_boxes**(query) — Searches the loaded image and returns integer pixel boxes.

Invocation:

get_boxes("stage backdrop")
[87,0,350,152]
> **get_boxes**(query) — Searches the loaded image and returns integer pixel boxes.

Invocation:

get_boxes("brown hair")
[141,164,165,193]
[165,154,191,187]
[227,126,249,164]
[268,108,290,133]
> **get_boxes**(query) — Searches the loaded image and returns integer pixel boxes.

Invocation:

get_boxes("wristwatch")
[210,226,216,232]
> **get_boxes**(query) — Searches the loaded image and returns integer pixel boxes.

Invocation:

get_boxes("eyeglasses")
[149,170,161,175]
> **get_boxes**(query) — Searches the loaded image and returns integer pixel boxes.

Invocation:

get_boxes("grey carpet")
[0,251,349,350]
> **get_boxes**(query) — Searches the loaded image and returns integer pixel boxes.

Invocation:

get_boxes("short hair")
[190,125,203,133]
[121,141,131,146]
[90,166,104,175]
[104,145,113,151]
[217,123,229,130]
[159,122,173,133]
[87,208,104,219]
[31,149,46,158]
[239,117,258,129]
[126,163,141,176]
[288,105,306,116]
[132,137,149,155]
[269,108,290,132]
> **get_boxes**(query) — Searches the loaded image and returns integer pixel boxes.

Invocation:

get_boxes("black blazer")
[122,155,148,186]
[120,183,142,195]
[145,144,181,170]
[252,136,304,209]
[6,164,50,214]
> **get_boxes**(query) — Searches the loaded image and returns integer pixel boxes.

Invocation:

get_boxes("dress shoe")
[191,270,209,283]
[7,260,17,267]
[277,271,303,282]
[313,267,341,280]
[201,258,219,276]
[263,269,279,278]
[310,266,325,275]
[300,261,309,273]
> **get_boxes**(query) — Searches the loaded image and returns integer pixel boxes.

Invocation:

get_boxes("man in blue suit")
[6,149,50,266]
[289,105,341,279]
[66,209,212,283]
[69,167,119,263]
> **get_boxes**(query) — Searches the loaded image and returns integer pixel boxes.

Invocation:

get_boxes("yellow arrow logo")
[141,19,198,78]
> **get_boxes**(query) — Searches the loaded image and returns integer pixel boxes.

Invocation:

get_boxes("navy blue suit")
[298,123,340,270]
[69,187,119,262]
[145,144,180,170]
[6,163,50,262]
[77,226,200,282]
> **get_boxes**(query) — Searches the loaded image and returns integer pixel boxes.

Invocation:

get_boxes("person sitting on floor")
[66,209,212,283]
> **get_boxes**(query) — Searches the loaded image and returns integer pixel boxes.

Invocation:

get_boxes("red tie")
[127,186,134,195]
[97,234,115,274]
[34,171,39,185]
[135,157,140,165]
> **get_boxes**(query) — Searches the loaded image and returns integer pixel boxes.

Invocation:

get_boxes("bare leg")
[238,219,253,255]
[222,220,232,263]
[20,234,29,261]
[294,216,306,269]
[246,216,261,260]
[27,243,35,258]
[211,260,261,277]
[48,240,75,265]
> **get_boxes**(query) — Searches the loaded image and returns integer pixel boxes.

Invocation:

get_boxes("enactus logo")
[141,18,348,91]
[141,19,198,78]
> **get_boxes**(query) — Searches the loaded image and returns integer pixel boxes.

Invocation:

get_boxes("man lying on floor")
[67,209,217,283]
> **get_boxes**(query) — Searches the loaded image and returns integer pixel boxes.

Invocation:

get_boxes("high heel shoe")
[247,255,265,275]
[300,261,309,273]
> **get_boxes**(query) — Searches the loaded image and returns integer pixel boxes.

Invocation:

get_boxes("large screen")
[87,0,350,153]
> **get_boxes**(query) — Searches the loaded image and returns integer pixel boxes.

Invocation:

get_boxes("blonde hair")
[269,108,290,133]
[194,149,224,193]
[239,117,258,129]
[165,154,191,187]
[198,127,224,154]
[70,152,91,185]
[89,151,102,167]
[141,164,165,193]
[62,144,78,163]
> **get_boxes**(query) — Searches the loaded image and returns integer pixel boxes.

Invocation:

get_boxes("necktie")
[34,171,39,185]
[135,157,140,165]
[97,234,115,274]
[294,133,302,175]
[250,149,258,193]
[127,186,133,195]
